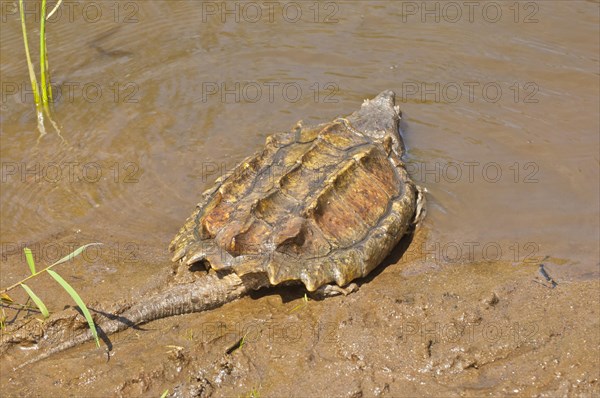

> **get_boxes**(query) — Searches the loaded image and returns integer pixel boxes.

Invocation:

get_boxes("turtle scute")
[170,90,420,291]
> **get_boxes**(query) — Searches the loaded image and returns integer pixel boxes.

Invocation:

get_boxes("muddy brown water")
[1,1,598,397]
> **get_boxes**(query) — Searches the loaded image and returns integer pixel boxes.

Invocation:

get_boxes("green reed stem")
[39,0,50,109]
[19,0,41,111]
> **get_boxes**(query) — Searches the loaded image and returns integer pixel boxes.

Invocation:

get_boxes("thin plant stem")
[18,0,45,135]
[39,0,49,108]
[46,0,63,20]
[44,32,53,106]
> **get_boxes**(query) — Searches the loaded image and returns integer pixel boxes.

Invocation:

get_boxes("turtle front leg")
[414,185,427,227]
[311,283,359,299]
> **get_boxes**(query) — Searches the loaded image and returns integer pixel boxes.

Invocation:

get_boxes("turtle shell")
[169,91,419,291]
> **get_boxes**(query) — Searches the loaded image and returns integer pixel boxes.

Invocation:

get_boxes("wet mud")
[1,229,598,397]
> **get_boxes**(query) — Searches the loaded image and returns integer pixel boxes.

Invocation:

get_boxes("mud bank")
[1,236,598,397]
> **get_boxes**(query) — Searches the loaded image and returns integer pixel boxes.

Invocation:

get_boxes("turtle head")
[346,90,404,154]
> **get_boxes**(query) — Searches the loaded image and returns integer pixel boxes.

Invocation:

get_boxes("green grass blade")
[24,248,36,275]
[0,293,13,303]
[50,243,102,267]
[19,0,46,135]
[40,0,48,105]
[20,283,50,318]
[44,37,53,106]
[160,390,169,398]
[18,0,40,107]
[46,269,100,347]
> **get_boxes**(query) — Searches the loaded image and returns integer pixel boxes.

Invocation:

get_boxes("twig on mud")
[532,256,557,289]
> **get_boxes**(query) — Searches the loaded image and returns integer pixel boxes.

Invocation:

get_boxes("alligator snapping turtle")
[170,89,423,292]
[5,90,424,367]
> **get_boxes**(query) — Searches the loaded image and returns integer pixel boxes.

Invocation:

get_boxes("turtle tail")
[13,271,264,370]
